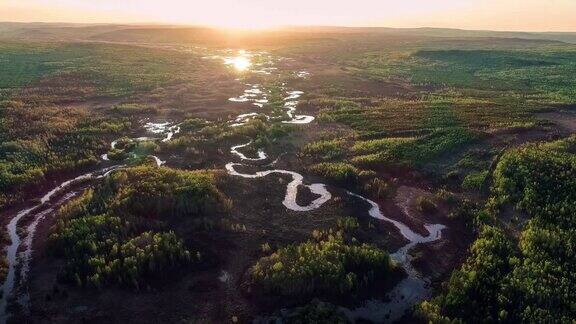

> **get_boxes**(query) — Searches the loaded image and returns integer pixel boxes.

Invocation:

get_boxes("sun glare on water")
[224,51,252,72]
[232,56,251,71]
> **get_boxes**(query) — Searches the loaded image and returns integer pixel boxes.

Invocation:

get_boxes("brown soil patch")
[538,111,576,134]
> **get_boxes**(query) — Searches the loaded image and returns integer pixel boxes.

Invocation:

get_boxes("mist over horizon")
[1,0,575,32]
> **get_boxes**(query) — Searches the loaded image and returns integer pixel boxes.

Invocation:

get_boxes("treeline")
[49,166,230,289]
[418,136,576,323]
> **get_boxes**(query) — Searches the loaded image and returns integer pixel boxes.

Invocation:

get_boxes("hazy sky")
[1,0,575,32]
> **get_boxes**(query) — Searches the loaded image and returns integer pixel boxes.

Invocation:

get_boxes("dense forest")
[250,219,394,297]
[49,166,230,288]
[418,136,576,323]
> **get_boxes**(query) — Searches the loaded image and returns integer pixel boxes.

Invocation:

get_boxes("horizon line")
[1,21,575,34]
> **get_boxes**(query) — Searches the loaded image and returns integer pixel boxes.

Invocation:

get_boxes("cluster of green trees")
[418,136,576,323]
[308,162,360,187]
[302,139,347,161]
[462,170,489,191]
[0,99,130,208]
[250,227,392,297]
[418,225,515,323]
[104,165,230,218]
[49,166,230,288]
[109,103,158,116]
[163,116,294,164]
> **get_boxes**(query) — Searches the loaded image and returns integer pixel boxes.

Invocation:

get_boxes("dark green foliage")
[0,106,129,207]
[462,170,489,191]
[251,229,392,297]
[358,48,576,103]
[419,225,516,323]
[48,166,229,289]
[492,136,576,322]
[106,165,230,219]
[268,300,349,324]
[402,128,480,164]
[421,136,576,323]
[0,42,197,97]
[0,40,212,209]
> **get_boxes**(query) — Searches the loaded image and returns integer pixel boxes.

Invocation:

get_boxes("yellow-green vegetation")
[48,166,230,289]
[250,223,392,297]
[417,224,514,323]
[308,162,360,186]
[351,137,415,155]
[304,128,480,176]
[462,170,489,191]
[302,139,347,161]
[110,103,158,116]
[357,128,480,167]
[418,136,576,323]
[354,48,576,104]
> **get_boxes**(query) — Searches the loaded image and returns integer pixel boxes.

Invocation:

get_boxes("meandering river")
[0,49,446,323]
[221,50,447,322]
[0,120,179,322]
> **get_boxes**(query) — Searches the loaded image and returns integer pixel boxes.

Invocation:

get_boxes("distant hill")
[283,26,576,43]
[0,22,575,45]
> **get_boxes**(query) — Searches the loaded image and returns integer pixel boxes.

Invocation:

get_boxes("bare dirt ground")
[538,110,576,133]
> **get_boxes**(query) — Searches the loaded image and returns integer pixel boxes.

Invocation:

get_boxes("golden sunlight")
[224,52,252,72]
[2,0,576,31]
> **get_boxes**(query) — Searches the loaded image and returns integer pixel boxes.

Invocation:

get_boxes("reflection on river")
[224,50,252,72]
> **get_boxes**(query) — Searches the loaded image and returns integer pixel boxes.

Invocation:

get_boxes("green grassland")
[0,42,196,98]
